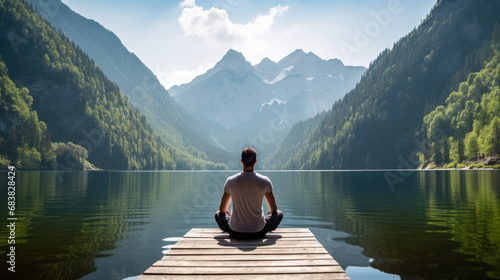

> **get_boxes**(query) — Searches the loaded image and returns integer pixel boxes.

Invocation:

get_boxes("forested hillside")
[0,0,225,170]
[263,112,325,169]
[276,0,500,169]
[0,59,53,169]
[25,0,231,166]
[420,37,500,167]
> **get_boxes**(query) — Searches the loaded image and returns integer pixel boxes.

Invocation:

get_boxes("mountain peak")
[291,49,306,56]
[258,57,276,65]
[213,49,252,72]
[278,49,308,67]
[222,49,245,61]
[327,58,344,67]
[255,57,277,70]
[254,57,279,81]
[302,51,322,63]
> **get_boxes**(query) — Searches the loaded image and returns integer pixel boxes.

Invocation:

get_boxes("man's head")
[241,147,257,167]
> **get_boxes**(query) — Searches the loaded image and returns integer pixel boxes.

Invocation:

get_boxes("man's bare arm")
[264,191,278,214]
[219,191,232,215]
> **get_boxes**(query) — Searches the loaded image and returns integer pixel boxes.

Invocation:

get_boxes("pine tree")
[465,132,479,160]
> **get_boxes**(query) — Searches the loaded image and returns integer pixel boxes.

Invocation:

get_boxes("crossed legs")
[214,210,283,238]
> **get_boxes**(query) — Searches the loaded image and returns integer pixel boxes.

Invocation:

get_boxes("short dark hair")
[241,147,257,167]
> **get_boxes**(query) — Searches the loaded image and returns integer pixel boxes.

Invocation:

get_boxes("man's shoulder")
[227,171,271,183]
[254,172,272,183]
[226,172,243,182]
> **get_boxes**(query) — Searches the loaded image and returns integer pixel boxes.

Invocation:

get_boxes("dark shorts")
[214,210,283,239]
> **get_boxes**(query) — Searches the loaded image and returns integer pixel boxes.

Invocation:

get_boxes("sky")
[61,0,436,89]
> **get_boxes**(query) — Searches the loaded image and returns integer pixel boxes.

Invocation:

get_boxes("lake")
[0,170,499,280]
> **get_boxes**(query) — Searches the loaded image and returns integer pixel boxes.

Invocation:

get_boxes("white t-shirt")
[224,171,273,232]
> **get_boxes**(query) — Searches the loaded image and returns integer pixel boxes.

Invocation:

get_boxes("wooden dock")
[138,228,350,279]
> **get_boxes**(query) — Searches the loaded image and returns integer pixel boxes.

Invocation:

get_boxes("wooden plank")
[152,259,339,267]
[138,228,350,280]
[164,247,330,255]
[185,228,315,236]
[179,237,319,242]
[183,232,315,238]
[166,244,323,249]
[137,273,351,280]
[189,228,312,233]
[168,241,324,249]
[144,265,345,275]
[160,254,336,261]
[175,239,322,244]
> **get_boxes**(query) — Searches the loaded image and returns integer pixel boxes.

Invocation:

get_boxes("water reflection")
[419,171,500,280]
[0,170,498,280]
[265,170,500,280]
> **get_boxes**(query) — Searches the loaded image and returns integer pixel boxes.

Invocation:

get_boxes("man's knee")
[275,210,283,223]
[266,210,283,232]
[215,211,226,231]
[215,211,225,224]
[270,210,283,219]
[276,210,283,217]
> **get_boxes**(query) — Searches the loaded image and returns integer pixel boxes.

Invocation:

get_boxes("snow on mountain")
[254,50,366,114]
[169,49,366,153]
[260,98,287,111]
[263,65,295,84]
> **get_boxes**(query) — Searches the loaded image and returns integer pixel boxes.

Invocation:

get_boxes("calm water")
[0,170,499,280]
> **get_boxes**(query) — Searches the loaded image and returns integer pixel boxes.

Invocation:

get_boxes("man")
[215,147,283,239]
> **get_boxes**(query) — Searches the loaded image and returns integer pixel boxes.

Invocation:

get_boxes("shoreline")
[419,156,500,170]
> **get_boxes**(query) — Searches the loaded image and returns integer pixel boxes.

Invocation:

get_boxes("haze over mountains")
[170,49,366,130]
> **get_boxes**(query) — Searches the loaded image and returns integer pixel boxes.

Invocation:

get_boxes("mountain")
[24,0,230,166]
[0,0,226,170]
[275,0,500,170]
[169,49,365,159]
[171,50,270,129]
[262,111,326,169]
[0,58,53,169]
[253,57,280,82]
[255,49,365,118]
[419,32,500,167]
[171,49,365,129]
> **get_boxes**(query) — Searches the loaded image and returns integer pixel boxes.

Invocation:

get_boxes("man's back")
[224,171,272,232]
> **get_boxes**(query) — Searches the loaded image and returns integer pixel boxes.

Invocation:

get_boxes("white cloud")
[179,0,195,8]
[61,0,438,88]
[172,1,367,87]
[169,1,289,86]
[178,2,288,43]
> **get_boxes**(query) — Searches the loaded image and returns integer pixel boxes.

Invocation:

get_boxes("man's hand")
[223,210,231,216]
